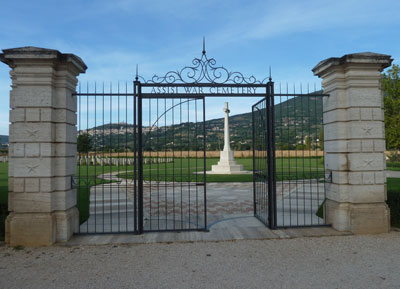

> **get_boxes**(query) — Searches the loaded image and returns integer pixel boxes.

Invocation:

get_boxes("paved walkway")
[80,171,326,234]
[387,170,400,178]
[71,221,350,246]
[2,232,400,289]
[74,170,398,246]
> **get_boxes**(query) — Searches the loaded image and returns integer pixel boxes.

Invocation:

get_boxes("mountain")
[0,135,8,148]
[79,95,323,151]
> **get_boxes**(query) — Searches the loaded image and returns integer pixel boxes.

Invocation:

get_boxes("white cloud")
[107,0,216,20]
[207,0,399,47]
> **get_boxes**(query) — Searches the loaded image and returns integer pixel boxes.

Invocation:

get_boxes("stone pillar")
[313,52,392,234]
[0,47,87,246]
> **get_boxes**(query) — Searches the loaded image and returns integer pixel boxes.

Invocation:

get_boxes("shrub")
[316,198,326,219]
[387,161,400,168]
[388,151,400,162]
[387,178,400,228]
[0,204,8,241]
[387,191,400,228]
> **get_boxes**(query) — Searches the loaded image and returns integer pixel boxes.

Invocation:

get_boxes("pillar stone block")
[313,52,392,234]
[1,46,87,246]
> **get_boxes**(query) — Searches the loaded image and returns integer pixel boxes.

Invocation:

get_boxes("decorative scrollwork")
[142,52,267,84]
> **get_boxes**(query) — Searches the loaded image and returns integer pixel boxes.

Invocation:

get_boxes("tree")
[305,136,311,150]
[77,133,92,154]
[382,64,400,151]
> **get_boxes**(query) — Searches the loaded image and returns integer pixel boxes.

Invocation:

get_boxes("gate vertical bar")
[203,97,207,231]
[252,97,269,227]
[269,80,277,229]
[133,81,138,233]
[252,106,256,216]
[137,81,144,234]
[266,81,274,229]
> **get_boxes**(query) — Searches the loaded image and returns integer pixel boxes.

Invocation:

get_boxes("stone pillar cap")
[313,52,393,78]
[0,46,87,73]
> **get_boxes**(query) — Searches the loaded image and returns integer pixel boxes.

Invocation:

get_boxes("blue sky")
[0,0,399,134]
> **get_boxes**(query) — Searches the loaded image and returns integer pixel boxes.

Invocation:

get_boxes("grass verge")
[76,165,120,224]
[76,179,112,224]
[387,161,400,171]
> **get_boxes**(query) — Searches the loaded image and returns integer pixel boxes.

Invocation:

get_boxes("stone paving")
[386,170,400,178]
[80,171,325,234]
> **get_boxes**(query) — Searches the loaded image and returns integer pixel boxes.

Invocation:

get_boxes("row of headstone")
[0,156,8,163]
[143,158,174,164]
[77,156,173,166]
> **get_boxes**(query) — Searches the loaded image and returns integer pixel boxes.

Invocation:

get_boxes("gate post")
[313,52,392,234]
[0,47,87,246]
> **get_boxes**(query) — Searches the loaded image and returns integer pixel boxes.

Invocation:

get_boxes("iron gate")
[132,44,272,233]
[252,81,276,228]
[75,83,137,234]
[252,83,328,229]
[74,43,328,235]
[134,90,207,233]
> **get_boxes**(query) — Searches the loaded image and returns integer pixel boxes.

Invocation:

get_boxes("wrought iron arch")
[137,40,269,85]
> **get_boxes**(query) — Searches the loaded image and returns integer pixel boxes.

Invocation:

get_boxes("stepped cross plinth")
[208,102,249,175]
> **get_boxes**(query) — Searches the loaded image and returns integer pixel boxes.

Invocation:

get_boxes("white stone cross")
[208,102,248,174]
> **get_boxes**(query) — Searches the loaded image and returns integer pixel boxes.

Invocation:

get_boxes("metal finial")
[135,64,139,81]
[202,36,206,55]
[269,66,272,81]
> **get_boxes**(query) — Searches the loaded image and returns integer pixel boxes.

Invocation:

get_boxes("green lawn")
[118,157,325,182]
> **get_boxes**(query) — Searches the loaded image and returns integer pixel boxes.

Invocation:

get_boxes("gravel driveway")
[1,232,400,289]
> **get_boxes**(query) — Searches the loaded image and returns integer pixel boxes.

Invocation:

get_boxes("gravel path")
[1,232,400,289]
